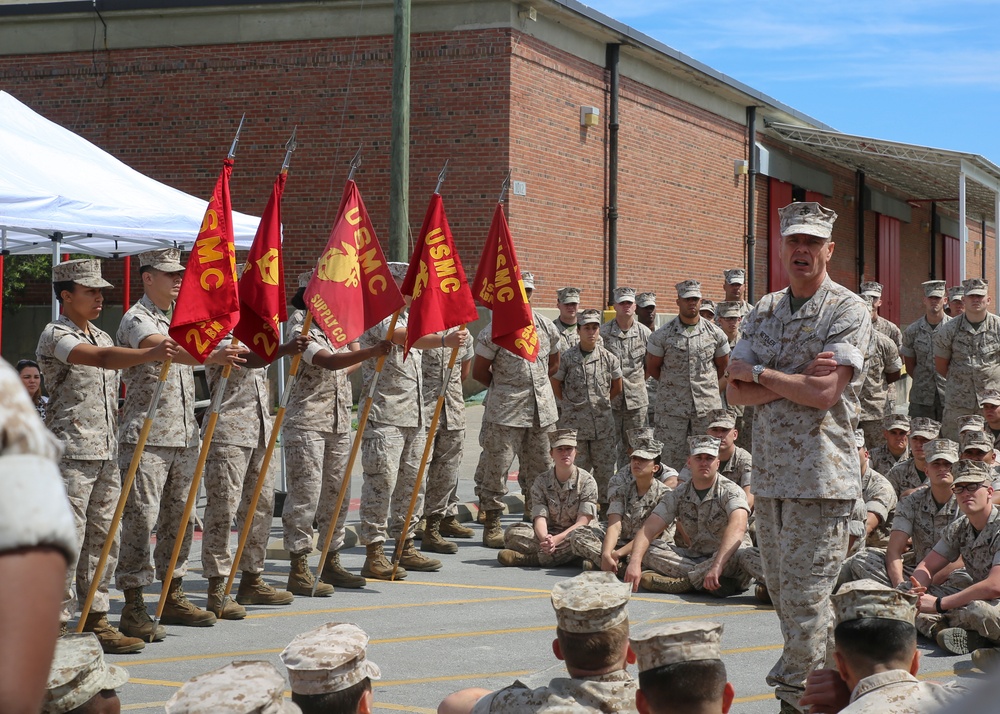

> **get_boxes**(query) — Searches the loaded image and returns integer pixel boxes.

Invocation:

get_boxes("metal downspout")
[606,43,620,306]
[746,106,757,301]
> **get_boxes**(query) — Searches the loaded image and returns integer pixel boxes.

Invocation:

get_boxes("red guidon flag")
[471,202,538,362]
[233,171,288,362]
[169,158,240,362]
[305,180,404,347]
[400,193,479,356]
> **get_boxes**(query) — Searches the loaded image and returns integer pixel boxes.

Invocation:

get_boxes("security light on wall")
[581,106,600,127]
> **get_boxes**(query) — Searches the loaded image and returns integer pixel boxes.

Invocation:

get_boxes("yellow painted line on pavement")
[374,705,436,713]
[733,693,775,704]
[377,670,531,688]
[642,608,761,625]
[122,702,169,711]
[723,643,783,654]
[244,593,548,620]
[402,579,552,594]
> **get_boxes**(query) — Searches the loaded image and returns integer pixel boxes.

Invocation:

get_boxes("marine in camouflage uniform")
[599,287,651,469]
[717,300,753,453]
[884,417,939,498]
[727,202,870,711]
[861,281,903,348]
[933,277,1000,440]
[846,430,897,555]
[867,414,910,477]
[281,622,382,704]
[554,286,581,352]
[722,268,754,317]
[645,280,730,471]
[900,280,949,421]
[676,409,753,508]
[636,291,658,426]
[857,296,903,450]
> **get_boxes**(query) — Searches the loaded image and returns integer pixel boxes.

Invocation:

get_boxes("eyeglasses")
[952,483,988,494]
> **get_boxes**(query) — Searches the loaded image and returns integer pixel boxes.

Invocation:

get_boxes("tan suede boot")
[394,539,442,572]
[206,576,247,619]
[320,551,366,589]
[361,542,407,581]
[83,612,145,654]
[160,578,217,627]
[118,587,166,642]
[439,515,474,538]
[286,550,334,597]
[421,514,458,554]
[497,549,540,567]
[236,572,294,605]
[482,510,505,549]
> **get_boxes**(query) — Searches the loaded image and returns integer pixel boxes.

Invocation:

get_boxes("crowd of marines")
[6,199,1000,712]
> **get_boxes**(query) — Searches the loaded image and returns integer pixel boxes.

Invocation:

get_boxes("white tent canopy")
[0,91,261,257]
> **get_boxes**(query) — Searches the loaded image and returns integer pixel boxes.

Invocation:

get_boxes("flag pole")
[76,358,172,630]
[220,130,303,604]
[311,309,400,594]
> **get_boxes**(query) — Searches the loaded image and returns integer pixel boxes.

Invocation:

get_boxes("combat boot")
[394,539,442,572]
[118,587,166,642]
[421,514,458,554]
[413,516,426,541]
[639,571,693,594]
[83,612,145,654]
[972,647,1000,672]
[497,549,540,567]
[482,509,505,549]
[937,627,986,655]
[236,572,294,606]
[320,551,366,589]
[286,550,333,597]
[361,542,407,581]
[160,578,217,627]
[206,577,247,619]
[439,515,474,538]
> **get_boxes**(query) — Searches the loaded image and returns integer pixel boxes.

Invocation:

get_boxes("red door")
[877,215,901,324]
[769,178,792,291]
[944,234,961,287]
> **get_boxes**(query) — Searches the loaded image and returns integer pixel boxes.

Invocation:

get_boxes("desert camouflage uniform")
[900,315,949,420]
[723,331,753,453]
[840,672,965,714]
[733,275,869,708]
[475,312,563,512]
[874,315,902,347]
[556,321,579,352]
[359,311,426,545]
[934,312,1000,440]
[846,467,897,553]
[281,310,355,554]
[569,476,668,566]
[115,295,200,590]
[646,317,729,470]
[37,316,120,620]
[422,331,474,518]
[643,475,758,591]
[869,442,909,478]
[554,343,622,504]
[201,359,275,578]
[884,458,927,498]
[471,671,636,713]
[598,319,651,467]
[504,466,599,566]
[858,331,902,449]
[677,447,752,490]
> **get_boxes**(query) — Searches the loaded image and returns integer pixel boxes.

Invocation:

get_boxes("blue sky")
[581,0,1000,164]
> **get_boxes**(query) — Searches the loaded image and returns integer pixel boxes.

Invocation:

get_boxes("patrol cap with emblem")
[557,287,581,304]
[297,270,314,288]
[613,286,636,304]
[963,277,989,296]
[630,621,723,673]
[549,428,577,449]
[832,579,917,626]
[676,279,702,299]
[860,281,883,298]
[951,459,993,486]
[42,633,129,714]
[550,571,631,633]
[521,271,535,290]
[922,280,947,298]
[688,435,721,458]
[52,258,114,289]
[883,413,910,432]
[980,389,1000,407]
[280,622,382,696]
[723,268,745,285]
[778,201,837,239]
[630,434,664,460]
[960,430,994,455]
[948,285,965,301]
[387,261,409,281]
[705,409,736,431]
[909,417,941,440]
[699,299,717,316]
[958,414,986,434]
[577,308,602,326]
[165,661,300,714]
[636,291,656,308]
[924,438,959,464]
[854,429,866,450]
[717,301,742,319]
[137,247,185,273]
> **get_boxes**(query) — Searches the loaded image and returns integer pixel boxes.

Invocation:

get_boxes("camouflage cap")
[979,389,1000,406]
[630,435,664,461]
[860,281,883,298]
[951,459,993,486]
[43,634,129,714]
[883,413,910,432]
[705,409,736,431]
[924,438,960,464]
[675,280,702,299]
[922,280,947,298]
[778,201,837,239]
[387,262,409,281]
[297,270,314,288]
[860,294,876,309]
[960,430,994,455]
[280,622,382,696]
[854,429,866,450]
[165,661,300,714]
[521,271,535,289]
[550,572,631,634]
[636,291,656,308]
[549,428,577,449]
[699,299,717,316]
[963,277,989,296]
[717,301,742,319]
[958,414,986,434]
[137,247,184,273]
[630,621,723,672]
[948,285,965,301]
[832,579,917,626]
[52,259,114,289]
[557,287,581,304]
[688,435,721,458]
[909,417,941,440]
[723,268,745,285]
[613,286,636,304]
[577,308,602,326]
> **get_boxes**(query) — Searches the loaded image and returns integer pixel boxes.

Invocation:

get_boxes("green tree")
[3,255,51,307]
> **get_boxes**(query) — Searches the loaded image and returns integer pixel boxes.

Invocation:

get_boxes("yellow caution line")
[244,593,548,620]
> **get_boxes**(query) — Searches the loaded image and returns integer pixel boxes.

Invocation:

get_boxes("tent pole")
[122,255,131,314]
[51,233,62,322]
[959,171,967,282]
[0,228,5,356]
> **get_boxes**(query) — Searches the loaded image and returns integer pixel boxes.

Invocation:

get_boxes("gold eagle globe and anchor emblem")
[316,241,361,287]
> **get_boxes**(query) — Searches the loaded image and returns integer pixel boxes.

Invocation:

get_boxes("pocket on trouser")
[361,432,389,476]
[810,500,851,578]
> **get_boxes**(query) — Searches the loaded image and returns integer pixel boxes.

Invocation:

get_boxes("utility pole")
[389,0,411,261]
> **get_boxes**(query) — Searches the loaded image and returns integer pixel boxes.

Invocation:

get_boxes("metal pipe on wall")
[856,171,865,281]
[982,218,987,277]
[606,43,620,306]
[930,201,937,279]
[959,171,967,281]
[746,106,757,301]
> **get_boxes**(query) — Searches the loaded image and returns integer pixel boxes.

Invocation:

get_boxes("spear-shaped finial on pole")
[498,169,513,204]
[228,114,246,160]
[348,146,363,181]
[434,159,449,195]
[281,126,298,173]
